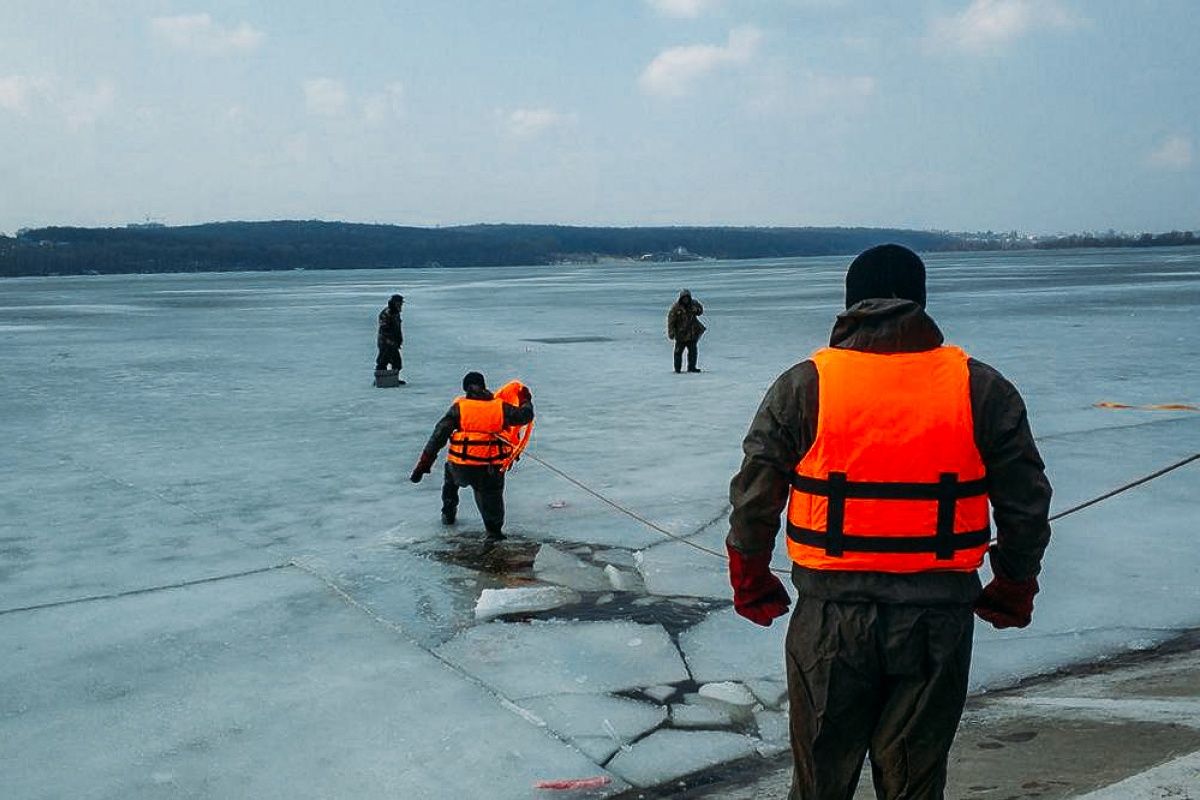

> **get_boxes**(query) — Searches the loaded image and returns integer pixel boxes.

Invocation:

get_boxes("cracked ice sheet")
[606,729,759,787]
[0,567,625,800]
[681,607,789,683]
[434,620,690,698]
[519,694,667,758]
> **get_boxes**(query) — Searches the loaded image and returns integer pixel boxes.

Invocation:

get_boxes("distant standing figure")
[667,289,705,373]
[376,294,405,383]
[409,371,534,541]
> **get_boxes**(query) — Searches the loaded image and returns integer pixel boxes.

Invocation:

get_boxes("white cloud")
[645,0,720,18]
[60,80,117,129]
[1147,134,1194,171]
[362,83,405,123]
[0,74,114,127]
[749,70,876,116]
[504,107,576,137]
[150,13,263,55]
[304,78,349,117]
[639,26,763,97]
[928,0,1078,53]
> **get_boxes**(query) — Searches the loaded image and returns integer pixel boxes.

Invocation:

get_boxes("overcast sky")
[1,0,1197,234]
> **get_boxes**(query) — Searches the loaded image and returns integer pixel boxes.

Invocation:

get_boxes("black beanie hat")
[462,371,486,392]
[844,244,927,309]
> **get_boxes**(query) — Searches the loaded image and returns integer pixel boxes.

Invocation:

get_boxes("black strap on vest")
[448,434,511,464]
[790,471,988,560]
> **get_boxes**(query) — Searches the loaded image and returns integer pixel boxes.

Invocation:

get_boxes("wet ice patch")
[474,586,582,620]
[433,620,689,698]
[605,729,758,787]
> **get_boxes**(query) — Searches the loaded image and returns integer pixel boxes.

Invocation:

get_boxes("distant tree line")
[0,220,1196,278]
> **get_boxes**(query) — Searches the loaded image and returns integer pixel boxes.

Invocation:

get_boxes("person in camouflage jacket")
[666,289,706,373]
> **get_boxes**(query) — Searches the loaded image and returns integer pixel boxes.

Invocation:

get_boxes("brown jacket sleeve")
[968,360,1052,581]
[727,361,818,555]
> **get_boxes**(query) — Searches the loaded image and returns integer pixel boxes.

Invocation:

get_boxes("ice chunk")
[593,549,637,568]
[680,607,788,683]
[606,729,758,787]
[698,681,757,707]
[635,544,728,598]
[474,586,582,620]
[670,702,735,728]
[434,620,690,698]
[643,685,676,703]
[604,564,644,593]
[754,709,790,757]
[572,736,622,763]
[534,545,612,592]
[746,679,788,709]
[520,694,666,756]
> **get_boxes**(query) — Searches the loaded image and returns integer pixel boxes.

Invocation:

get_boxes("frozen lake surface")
[2,248,1198,797]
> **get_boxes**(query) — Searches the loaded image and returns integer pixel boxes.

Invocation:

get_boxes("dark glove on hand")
[409,451,436,483]
[974,547,1039,629]
[727,544,791,626]
[517,385,532,405]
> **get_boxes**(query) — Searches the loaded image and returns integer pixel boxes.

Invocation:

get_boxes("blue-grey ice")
[2,248,1198,797]
[433,620,689,698]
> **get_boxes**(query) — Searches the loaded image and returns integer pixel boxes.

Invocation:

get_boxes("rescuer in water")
[726,244,1052,799]
[410,372,534,540]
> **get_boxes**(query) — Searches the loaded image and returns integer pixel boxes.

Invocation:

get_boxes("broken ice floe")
[680,607,788,683]
[754,709,790,757]
[635,543,729,599]
[698,681,757,707]
[534,545,612,592]
[745,679,788,709]
[519,694,666,761]
[434,620,689,699]
[670,700,737,729]
[604,564,644,593]
[474,586,582,620]
[642,685,676,703]
[605,729,758,787]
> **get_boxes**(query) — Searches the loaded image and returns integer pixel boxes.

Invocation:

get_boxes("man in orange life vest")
[727,244,1051,799]
[410,371,534,540]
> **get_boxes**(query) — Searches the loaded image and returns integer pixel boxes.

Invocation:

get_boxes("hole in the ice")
[520,336,614,344]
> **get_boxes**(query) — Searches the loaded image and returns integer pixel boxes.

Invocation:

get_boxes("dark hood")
[829,298,944,353]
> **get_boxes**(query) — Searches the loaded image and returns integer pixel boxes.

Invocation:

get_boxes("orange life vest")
[447,397,511,466]
[785,345,990,573]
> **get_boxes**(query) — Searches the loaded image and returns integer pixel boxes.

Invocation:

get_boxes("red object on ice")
[534,776,612,790]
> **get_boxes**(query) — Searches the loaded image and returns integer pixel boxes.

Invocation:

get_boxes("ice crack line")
[0,563,292,617]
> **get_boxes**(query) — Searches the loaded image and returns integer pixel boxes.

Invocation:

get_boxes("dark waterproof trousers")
[785,597,974,800]
[673,339,698,372]
[375,342,402,371]
[441,463,506,534]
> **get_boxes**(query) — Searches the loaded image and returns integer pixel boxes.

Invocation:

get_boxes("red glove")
[727,544,791,626]
[409,451,436,483]
[975,548,1039,629]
